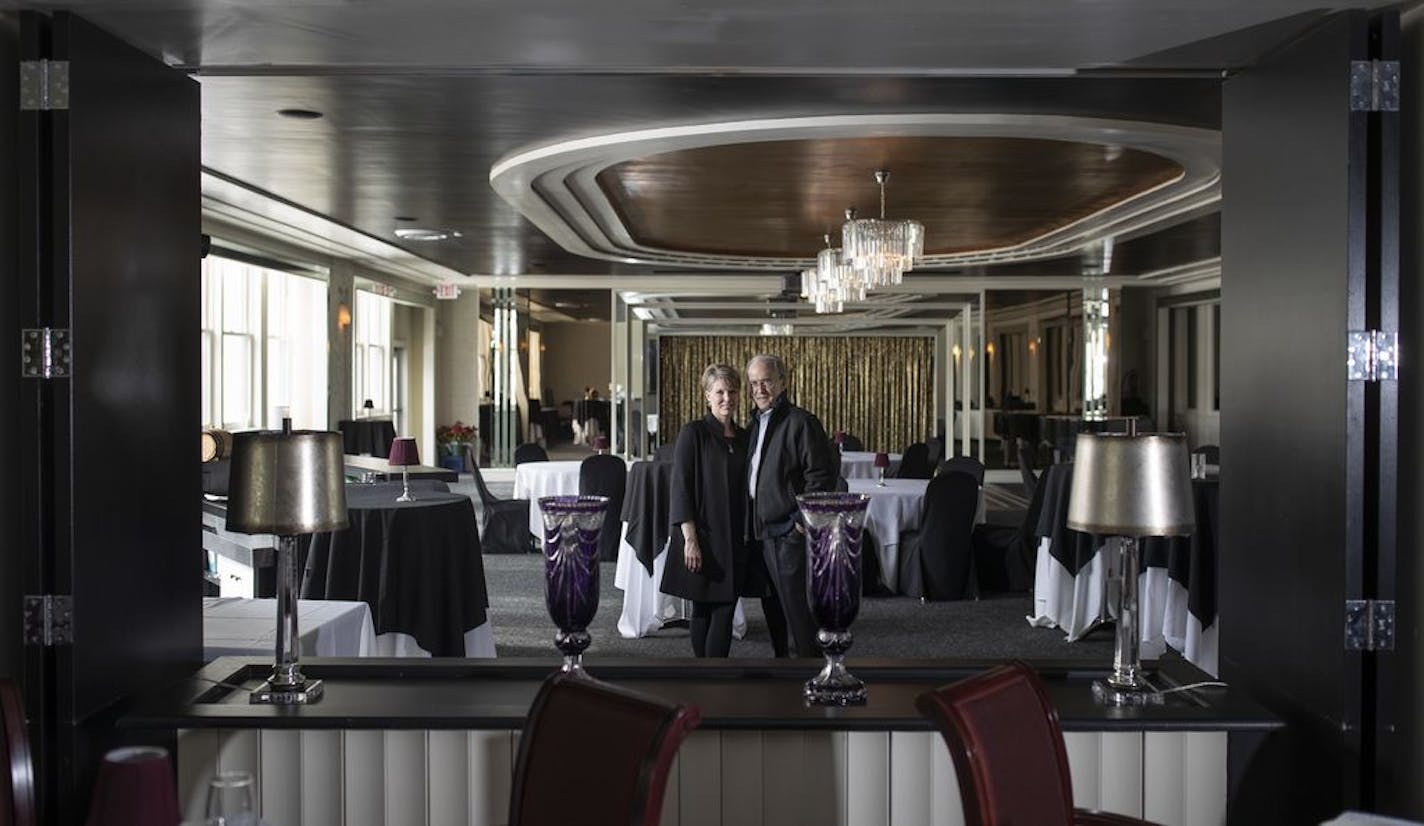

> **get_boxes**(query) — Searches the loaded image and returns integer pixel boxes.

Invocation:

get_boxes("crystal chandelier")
[801,234,866,314]
[841,169,924,288]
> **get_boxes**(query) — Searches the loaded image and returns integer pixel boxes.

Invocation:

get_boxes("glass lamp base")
[804,656,868,706]
[1091,678,1163,707]
[250,678,324,705]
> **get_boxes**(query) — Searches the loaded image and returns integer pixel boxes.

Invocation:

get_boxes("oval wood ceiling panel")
[596,136,1183,259]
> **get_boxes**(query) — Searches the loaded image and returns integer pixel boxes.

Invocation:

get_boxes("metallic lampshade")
[1066,432,1195,536]
[226,430,349,535]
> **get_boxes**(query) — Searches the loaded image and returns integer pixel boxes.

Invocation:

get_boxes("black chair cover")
[898,442,934,479]
[578,454,628,562]
[1016,438,1038,499]
[937,456,985,485]
[917,472,981,600]
[471,462,533,554]
[514,442,550,465]
[971,462,1049,592]
[653,443,676,463]
[840,433,865,452]
[925,435,945,467]
[1192,444,1220,464]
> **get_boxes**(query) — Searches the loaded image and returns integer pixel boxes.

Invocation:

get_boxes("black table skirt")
[338,418,397,457]
[623,460,674,576]
[1038,463,1219,629]
[303,481,488,656]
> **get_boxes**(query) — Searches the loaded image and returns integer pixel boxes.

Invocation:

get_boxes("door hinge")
[1350,60,1400,112]
[21,328,71,378]
[19,59,69,111]
[23,595,73,646]
[1346,330,1398,381]
[1345,599,1395,651]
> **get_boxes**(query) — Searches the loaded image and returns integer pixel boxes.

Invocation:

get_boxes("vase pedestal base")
[804,654,867,706]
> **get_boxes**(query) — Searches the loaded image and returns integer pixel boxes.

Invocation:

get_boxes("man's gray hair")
[746,353,786,382]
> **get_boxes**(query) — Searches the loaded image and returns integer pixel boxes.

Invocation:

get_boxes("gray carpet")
[480,554,1117,661]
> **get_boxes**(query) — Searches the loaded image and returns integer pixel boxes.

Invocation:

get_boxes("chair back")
[0,679,36,826]
[579,454,629,562]
[510,673,700,826]
[468,460,502,508]
[937,456,985,485]
[514,443,550,466]
[840,433,865,452]
[1016,438,1038,498]
[897,442,933,479]
[915,661,1076,826]
[918,471,981,600]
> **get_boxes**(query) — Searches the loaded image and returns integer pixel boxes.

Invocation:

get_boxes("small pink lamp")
[873,452,890,486]
[593,436,610,454]
[388,437,420,502]
[833,431,846,448]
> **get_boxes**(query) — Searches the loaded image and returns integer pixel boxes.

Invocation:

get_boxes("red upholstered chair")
[915,661,1161,826]
[509,673,700,826]
[0,678,36,826]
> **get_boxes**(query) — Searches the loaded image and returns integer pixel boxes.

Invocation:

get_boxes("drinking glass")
[205,770,256,826]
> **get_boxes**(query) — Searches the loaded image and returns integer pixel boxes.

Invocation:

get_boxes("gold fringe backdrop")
[659,336,935,453]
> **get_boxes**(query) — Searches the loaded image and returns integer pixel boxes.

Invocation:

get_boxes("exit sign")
[434,283,461,300]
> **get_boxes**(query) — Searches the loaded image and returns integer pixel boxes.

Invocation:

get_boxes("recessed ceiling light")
[277,108,323,120]
[394,228,461,241]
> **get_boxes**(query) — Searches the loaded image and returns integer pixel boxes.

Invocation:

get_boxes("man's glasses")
[748,378,780,389]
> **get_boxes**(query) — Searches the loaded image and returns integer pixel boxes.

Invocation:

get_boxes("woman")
[660,363,767,657]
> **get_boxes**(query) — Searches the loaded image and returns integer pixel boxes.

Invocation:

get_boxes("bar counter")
[126,656,1275,733]
[125,658,1279,826]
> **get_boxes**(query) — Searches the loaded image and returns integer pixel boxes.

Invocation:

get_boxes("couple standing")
[659,354,837,658]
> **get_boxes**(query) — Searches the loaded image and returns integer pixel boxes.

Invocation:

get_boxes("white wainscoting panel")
[178,727,1225,826]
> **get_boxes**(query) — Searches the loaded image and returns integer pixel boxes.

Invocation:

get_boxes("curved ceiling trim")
[490,113,1220,271]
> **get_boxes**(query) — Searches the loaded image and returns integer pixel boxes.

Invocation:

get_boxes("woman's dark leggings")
[690,600,737,657]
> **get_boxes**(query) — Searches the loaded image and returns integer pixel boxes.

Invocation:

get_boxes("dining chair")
[470,462,534,554]
[897,442,934,479]
[579,454,628,562]
[509,673,700,826]
[0,678,36,826]
[937,455,985,485]
[513,443,550,465]
[1016,437,1039,499]
[900,471,979,600]
[971,460,1048,592]
[916,661,1161,826]
[839,433,865,452]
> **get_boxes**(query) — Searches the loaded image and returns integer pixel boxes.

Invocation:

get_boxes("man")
[745,353,837,657]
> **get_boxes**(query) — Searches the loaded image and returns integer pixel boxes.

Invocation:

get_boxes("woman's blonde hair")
[701,363,740,394]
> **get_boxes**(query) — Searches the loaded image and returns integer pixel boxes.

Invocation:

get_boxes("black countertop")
[123,658,1280,734]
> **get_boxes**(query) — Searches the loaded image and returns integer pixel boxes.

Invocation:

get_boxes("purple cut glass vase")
[539,495,609,674]
[796,492,871,705]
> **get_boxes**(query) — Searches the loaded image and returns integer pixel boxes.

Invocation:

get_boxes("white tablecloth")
[203,597,376,660]
[1027,538,1218,676]
[840,451,901,480]
[614,523,746,641]
[846,478,928,591]
[512,460,584,534]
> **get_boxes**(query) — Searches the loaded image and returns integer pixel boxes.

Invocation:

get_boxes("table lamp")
[1067,432,1194,705]
[388,436,420,501]
[873,452,890,486]
[593,435,609,454]
[226,427,348,704]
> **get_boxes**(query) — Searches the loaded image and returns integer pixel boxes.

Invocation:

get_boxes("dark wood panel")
[1220,10,1367,823]
[53,11,203,718]
[597,137,1182,258]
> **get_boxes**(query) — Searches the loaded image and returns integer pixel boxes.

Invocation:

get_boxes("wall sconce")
[986,342,995,358]
[951,344,962,360]
[1028,339,1037,355]
[336,303,352,331]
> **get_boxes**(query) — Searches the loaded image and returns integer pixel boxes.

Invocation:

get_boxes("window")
[353,289,393,415]
[201,253,328,430]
